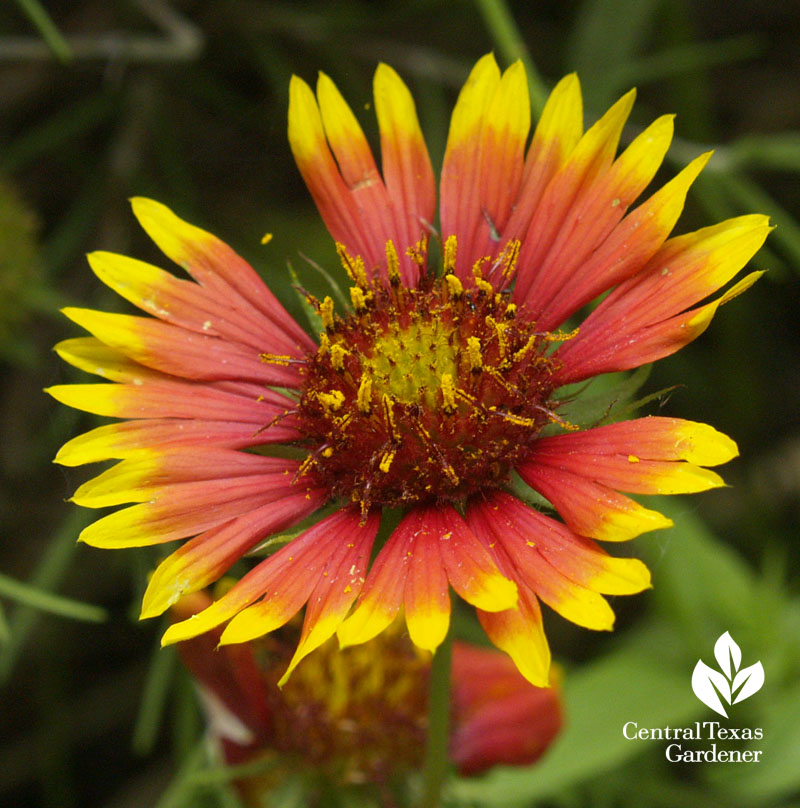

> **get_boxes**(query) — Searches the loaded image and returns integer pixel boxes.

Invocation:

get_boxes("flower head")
[49,55,768,686]
[173,591,562,791]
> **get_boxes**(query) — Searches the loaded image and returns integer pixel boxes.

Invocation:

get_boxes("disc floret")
[293,239,568,512]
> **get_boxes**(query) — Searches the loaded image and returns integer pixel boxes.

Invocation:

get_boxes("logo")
[691,631,764,718]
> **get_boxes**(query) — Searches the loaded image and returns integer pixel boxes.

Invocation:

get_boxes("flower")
[172,591,562,791]
[48,55,768,687]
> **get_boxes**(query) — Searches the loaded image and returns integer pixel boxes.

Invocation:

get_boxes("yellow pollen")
[499,239,521,279]
[476,277,494,296]
[335,243,368,287]
[471,256,489,278]
[513,333,538,363]
[504,303,517,320]
[379,449,396,473]
[350,286,368,313]
[441,459,460,486]
[260,232,273,245]
[445,274,463,298]
[318,390,345,412]
[497,411,538,427]
[466,336,483,372]
[385,240,401,284]
[406,236,428,269]
[628,454,640,463]
[320,296,335,331]
[357,375,373,414]
[486,316,508,358]
[298,454,316,477]
[330,344,348,371]
[322,447,334,458]
[259,352,292,366]
[543,326,580,342]
[318,332,330,356]
[443,235,458,273]
[382,394,399,440]
[440,373,456,414]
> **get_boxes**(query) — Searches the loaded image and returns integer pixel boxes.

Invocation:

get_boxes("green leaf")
[601,36,760,97]
[132,637,177,756]
[714,171,800,272]
[0,571,108,624]
[0,509,91,685]
[472,0,549,114]
[13,0,73,62]
[557,365,652,428]
[724,132,800,173]
[639,499,772,654]
[566,0,663,106]
[287,259,326,335]
[0,602,9,646]
[707,678,800,804]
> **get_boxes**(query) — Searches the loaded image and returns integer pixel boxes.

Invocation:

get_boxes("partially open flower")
[173,592,562,793]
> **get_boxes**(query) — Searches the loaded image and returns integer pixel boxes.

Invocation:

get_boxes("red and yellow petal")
[373,63,436,254]
[288,75,365,255]
[71,449,298,508]
[532,416,739,464]
[526,416,738,495]
[423,504,518,612]
[53,419,283,467]
[316,71,382,191]
[402,513,451,652]
[335,521,411,648]
[477,585,551,688]
[162,518,334,646]
[61,307,301,388]
[46,380,294,435]
[514,88,636,308]
[525,113,676,329]
[503,73,583,247]
[86,251,301,358]
[276,509,380,684]
[468,493,650,632]
[541,151,712,328]
[440,54,502,277]
[129,198,313,354]
[519,462,673,542]
[140,490,325,618]
[162,507,368,646]
[78,476,324,549]
[477,60,531,235]
[289,72,422,285]
[556,215,770,382]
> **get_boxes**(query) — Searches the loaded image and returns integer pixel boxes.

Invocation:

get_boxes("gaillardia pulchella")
[48,55,768,686]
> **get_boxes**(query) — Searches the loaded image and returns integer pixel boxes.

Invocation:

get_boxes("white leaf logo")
[714,631,741,678]
[692,632,764,717]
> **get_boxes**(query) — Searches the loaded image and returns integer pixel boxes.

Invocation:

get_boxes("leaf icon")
[714,631,741,678]
[692,660,731,717]
[732,661,765,705]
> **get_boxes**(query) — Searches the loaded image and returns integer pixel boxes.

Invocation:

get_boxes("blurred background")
[1,1,798,806]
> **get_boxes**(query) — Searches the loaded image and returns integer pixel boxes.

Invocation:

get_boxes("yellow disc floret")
[293,239,568,513]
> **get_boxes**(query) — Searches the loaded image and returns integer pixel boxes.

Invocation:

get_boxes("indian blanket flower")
[48,54,769,687]
[173,591,562,792]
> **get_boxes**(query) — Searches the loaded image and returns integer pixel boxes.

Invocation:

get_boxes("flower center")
[288,239,568,512]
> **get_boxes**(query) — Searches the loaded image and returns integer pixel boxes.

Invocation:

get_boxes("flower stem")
[420,626,453,808]
[473,0,549,115]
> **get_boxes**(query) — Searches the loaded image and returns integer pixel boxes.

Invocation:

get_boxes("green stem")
[473,0,548,115]
[0,508,91,685]
[13,0,73,62]
[420,627,453,808]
